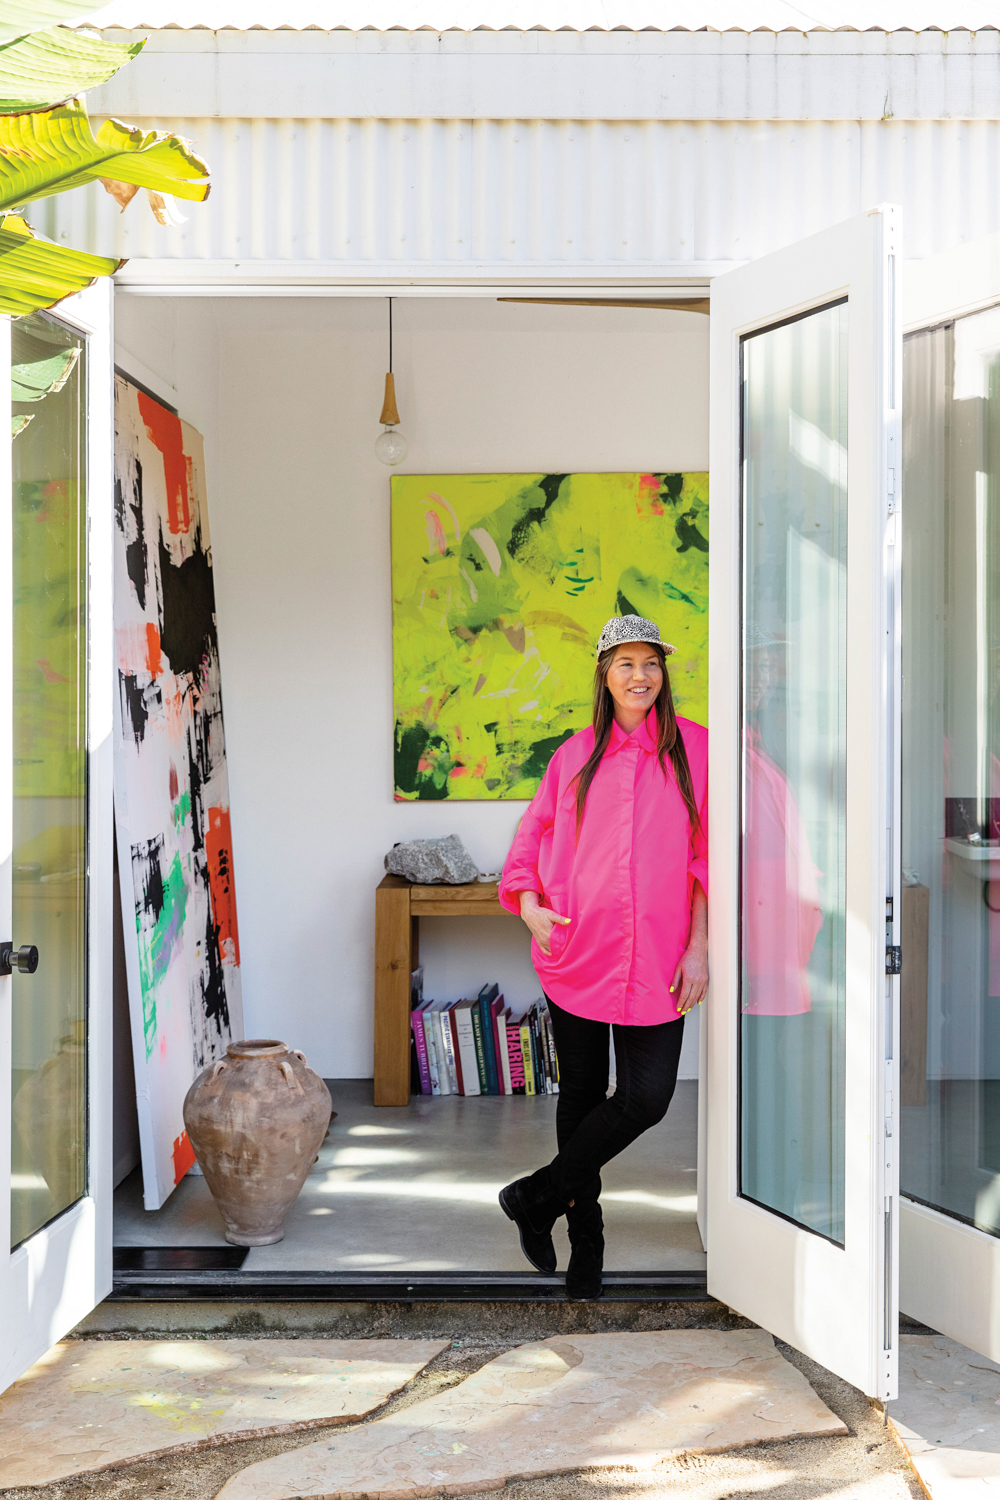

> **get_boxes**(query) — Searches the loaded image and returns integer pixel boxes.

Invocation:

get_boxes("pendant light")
[375,298,408,466]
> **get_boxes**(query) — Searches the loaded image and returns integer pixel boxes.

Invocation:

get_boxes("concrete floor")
[114,1079,705,1273]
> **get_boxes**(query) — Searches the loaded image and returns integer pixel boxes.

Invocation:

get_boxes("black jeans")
[545,997,686,1205]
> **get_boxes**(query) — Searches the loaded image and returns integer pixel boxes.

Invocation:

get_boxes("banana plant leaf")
[12,343,78,398]
[0,99,210,209]
[0,27,142,112]
[0,212,121,314]
[12,413,32,435]
[0,0,105,46]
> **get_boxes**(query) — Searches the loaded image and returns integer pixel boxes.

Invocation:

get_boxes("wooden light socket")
[379,371,401,426]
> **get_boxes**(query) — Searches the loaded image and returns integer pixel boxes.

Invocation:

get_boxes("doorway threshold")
[110,1253,708,1302]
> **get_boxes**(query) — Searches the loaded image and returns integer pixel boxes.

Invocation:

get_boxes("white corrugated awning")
[76,0,1000,29]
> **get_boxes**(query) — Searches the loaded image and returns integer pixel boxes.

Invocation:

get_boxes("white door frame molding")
[0,278,114,1395]
[897,227,1000,1364]
[706,206,902,1402]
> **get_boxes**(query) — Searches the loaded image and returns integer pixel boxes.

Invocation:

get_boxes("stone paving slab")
[892,1334,1000,1497]
[218,1328,847,1500]
[0,1337,449,1489]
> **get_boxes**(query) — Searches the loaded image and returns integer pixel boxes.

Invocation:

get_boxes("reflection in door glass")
[740,302,848,1245]
[902,309,1000,1237]
[10,312,88,1249]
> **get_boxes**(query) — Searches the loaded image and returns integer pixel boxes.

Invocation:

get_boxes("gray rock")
[385,835,480,885]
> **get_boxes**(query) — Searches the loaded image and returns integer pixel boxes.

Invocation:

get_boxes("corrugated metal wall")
[36,116,1000,273]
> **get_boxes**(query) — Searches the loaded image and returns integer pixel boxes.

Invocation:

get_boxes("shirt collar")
[607,711,658,755]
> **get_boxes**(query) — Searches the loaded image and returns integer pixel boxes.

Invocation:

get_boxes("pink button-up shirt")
[499,712,708,1025]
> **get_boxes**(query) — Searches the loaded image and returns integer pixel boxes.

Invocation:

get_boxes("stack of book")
[410,984,559,1097]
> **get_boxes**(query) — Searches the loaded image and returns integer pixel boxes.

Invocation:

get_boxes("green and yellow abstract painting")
[392,471,708,801]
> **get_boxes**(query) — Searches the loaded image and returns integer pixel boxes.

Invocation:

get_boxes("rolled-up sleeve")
[687,768,708,898]
[498,760,560,914]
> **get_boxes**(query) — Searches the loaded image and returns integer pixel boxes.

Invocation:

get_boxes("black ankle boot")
[565,1199,604,1300]
[499,1168,564,1273]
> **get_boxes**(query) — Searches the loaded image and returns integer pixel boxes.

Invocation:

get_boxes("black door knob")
[1,943,38,975]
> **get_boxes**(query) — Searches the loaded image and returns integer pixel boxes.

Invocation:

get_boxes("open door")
[707,207,902,1401]
[897,231,1000,1363]
[0,278,114,1393]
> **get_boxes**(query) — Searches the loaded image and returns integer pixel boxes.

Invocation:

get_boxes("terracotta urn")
[183,1039,333,1246]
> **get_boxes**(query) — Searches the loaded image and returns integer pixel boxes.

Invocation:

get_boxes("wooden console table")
[374,874,517,1105]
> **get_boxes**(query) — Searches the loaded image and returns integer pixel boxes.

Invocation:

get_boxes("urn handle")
[278,1059,303,1093]
[210,1060,228,1082]
[290,1048,320,1078]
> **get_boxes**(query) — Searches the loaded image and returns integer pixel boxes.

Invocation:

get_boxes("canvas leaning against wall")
[392,472,708,801]
[113,375,243,1211]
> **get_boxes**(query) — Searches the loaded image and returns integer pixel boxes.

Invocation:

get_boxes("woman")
[497,614,708,1300]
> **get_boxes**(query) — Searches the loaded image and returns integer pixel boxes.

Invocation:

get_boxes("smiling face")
[605,641,664,730]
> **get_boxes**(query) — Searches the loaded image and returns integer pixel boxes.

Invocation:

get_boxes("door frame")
[705,207,902,1401]
[0,278,114,1393]
[898,230,1000,1362]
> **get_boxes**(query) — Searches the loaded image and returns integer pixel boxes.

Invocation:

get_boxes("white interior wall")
[113,294,710,1079]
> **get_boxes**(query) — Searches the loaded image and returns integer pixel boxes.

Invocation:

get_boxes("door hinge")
[886,946,902,975]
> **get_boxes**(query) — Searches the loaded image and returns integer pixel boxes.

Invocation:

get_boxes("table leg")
[374,883,413,1105]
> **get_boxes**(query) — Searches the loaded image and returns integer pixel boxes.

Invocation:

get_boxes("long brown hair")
[573,641,701,835]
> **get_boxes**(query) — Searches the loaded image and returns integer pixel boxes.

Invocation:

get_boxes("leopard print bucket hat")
[595,614,677,660]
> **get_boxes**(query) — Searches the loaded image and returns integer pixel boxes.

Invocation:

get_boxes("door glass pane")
[740,301,848,1245]
[901,308,1000,1236]
[10,312,88,1249]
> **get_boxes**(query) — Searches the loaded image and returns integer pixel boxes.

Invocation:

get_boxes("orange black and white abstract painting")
[113,374,243,1211]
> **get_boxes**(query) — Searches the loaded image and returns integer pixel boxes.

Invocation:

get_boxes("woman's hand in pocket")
[518,891,570,956]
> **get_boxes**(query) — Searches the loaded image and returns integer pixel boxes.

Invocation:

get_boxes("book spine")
[490,998,506,1094]
[425,1008,441,1095]
[529,1010,545,1094]
[438,1007,458,1094]
[497,1009,513,1094]
[429,1010,445,1095]
[538,1008,550,1094]
[448,1005,465,1095]
[543,1008,560,1093]
[471,1006,490,1094]
[537,1008,551,1094]
[411,1009,431,1095]
[520,1023,535,1096]
[506,1020,526,1094]
[479,996,499,1094]
[440,1009,456,1095]
[456,1007,481,1095]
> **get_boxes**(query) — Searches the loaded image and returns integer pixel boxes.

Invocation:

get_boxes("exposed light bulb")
[375,424,408,466]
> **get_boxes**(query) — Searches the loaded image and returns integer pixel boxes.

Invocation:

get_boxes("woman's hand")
[518,890,570,956]
[671,879,708,1014]
[670,941,708,1014]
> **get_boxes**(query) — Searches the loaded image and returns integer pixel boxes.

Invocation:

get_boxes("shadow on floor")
[114,1079,705,1274]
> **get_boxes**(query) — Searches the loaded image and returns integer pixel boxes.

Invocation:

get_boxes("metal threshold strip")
[110,1252,710,1302]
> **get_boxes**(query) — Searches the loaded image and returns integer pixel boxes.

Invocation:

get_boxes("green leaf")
[0,27,143,112]
[12,412,32,436]
[0,99,210,209]
[0,1,107,47]
[12,342,78,398]
[0,212,120,315]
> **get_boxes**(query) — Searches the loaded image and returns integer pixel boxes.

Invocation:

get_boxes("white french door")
[707,208,902,1401]
[896,231,1000,1363]
[0,278,114,1393]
